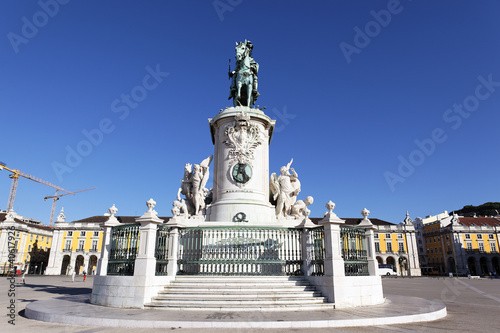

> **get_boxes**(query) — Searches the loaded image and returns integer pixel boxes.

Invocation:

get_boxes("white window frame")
[386,242,393,253]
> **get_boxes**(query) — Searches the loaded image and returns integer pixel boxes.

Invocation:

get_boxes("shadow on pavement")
[21,284,92,297]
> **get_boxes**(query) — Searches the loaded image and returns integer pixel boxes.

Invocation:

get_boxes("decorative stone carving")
[104,204,120,226]
[108,204,118,217]
[146,198,158,216]
[228,40,259,107]
[291,196,314,219]
[270,159,301,218]
[176,155,213,216]
[359,207,373,227]
[56,208,66,222]
[137,198,163,222]
[403,211,412,225]
[172,199,188,218]
[4,211,15,221]
[323,201,339,219]
[223,111,263,166]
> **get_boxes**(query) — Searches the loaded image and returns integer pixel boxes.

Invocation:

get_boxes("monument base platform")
[26,294,446,329]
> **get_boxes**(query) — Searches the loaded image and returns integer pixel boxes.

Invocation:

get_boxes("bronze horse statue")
[228,40,259,107]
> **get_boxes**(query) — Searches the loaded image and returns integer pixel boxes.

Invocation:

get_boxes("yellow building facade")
[373,213,420,276]
[422,214,500,275]
[0,211,53,274]
[45,210,105,275]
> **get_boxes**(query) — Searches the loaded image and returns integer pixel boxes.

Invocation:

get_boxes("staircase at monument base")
[144,276,334,311]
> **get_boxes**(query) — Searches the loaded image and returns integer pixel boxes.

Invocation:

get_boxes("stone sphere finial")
[108,204,118,217]
[361,208,370,219]
[147,198,156,212]
[326,201,335,214]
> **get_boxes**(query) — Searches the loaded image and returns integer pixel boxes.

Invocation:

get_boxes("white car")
[379,267,397,276]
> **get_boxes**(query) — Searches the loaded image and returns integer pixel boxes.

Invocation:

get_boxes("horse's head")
[235,42,248,61]
[184,163,192,176]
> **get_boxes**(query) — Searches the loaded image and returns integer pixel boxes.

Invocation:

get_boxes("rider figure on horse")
[228,40,260,107]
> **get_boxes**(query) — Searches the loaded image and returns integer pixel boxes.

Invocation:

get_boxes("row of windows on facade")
[14,232,49,243]
[64,239,99,251]
[66,231,100,237]
[11,240,49,253]
[465,242,497,252]
[374,233,404,239]
[424,242,497,254]
[425,234,495,244]
[374,242,405,253]
[27,244,48,252]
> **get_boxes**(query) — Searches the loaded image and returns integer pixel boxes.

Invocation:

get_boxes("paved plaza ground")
[1,275,499,332]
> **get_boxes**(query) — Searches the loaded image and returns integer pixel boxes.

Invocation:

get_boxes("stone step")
[154,292,324,300]
[144,303,336,312]
[148,298,327,306]
[169,280,313,287]
[145,275,332,311]
[157,289,320,296]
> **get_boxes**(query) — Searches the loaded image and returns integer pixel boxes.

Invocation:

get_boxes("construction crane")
[0,161,73,212]
[0,162,95,226]
[44,187,96,226]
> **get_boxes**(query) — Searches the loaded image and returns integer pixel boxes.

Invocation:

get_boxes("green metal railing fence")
[309,227,325,276]
[155,224,171,275]
[107,223,140,276]
[177,227,303,276]
[340,225,368,276]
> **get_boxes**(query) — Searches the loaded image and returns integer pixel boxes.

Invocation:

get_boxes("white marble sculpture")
[323,200,339,219]
[146,198,158,217]
[109,204,118,217]
[270,159,301,217]
[176,155,213,216]
[172,199,189,218]
[291,196,314,219]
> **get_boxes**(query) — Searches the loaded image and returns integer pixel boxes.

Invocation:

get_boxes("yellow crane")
[0,161,95,226]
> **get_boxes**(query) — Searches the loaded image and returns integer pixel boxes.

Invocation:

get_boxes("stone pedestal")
[319,209,346,280]
[96,215,120,276]
[44,225,64,275]
[207,106,276,223]
[358,213,379,276]
[132,199,164,306]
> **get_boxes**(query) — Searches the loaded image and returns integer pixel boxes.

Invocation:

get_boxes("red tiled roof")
[73,215,172,224]
[310,217,395,226]
[458,217,500,227]
[0,213,53,231]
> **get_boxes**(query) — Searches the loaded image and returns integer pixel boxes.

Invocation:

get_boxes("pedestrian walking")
[83,270,87,282]
[71,270,76,282]
[20,271,26,285]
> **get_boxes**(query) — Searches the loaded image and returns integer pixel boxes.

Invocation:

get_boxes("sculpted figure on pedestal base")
[270,159,302,218]
[175,155,213,217]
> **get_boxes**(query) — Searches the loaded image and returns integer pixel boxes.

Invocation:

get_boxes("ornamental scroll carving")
[223,111,263,165]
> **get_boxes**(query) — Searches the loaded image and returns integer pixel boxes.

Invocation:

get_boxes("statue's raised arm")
[228,40,260,107]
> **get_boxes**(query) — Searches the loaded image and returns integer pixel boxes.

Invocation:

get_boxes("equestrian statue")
[228,40,260,107]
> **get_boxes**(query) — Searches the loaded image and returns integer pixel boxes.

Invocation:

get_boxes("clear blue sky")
[1,0,499,225]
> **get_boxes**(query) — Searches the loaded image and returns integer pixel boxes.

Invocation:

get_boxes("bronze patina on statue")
[228,40,259,107]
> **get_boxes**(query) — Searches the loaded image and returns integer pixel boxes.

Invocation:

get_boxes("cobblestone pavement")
[1,275,499,332]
